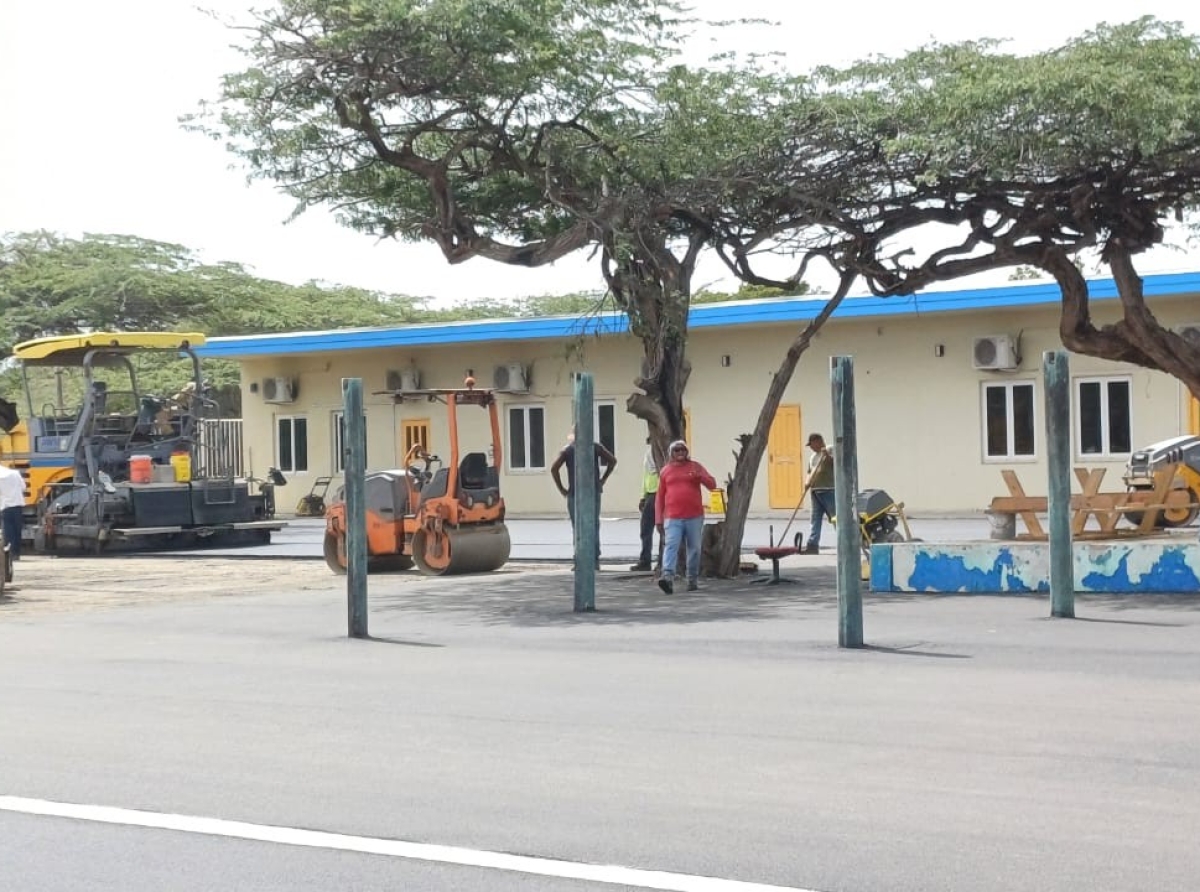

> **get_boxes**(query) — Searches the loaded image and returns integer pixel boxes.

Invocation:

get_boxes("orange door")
[767,405,803,508]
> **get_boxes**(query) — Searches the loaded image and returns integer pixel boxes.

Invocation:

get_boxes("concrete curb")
[870,539,1200,593]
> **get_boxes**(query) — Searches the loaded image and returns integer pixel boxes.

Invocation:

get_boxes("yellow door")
[767,404,803,508]
[1189,394,1199,435]
[401,418,431,458]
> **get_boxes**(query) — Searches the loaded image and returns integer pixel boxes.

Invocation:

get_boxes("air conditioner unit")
[972,335,1020,371]
[262,376,297,403]
[386,368,422,391]
[1174,323,1200,346]
[493,362,528,392]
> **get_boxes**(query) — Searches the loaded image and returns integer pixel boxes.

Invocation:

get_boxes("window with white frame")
[331,410,345,473]
[594,401,616,455]
[277,415,309,474]
[331,410,368,473]
[507,404,546,471]
[1077,376,1132,457]
[982,381,1036,460]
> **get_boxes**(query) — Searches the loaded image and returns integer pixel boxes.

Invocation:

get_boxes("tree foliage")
[195,0,811,450]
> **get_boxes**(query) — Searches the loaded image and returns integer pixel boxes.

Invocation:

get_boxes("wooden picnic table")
[987,465,1191,539]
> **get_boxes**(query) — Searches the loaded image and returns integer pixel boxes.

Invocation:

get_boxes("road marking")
[0,796,819,892]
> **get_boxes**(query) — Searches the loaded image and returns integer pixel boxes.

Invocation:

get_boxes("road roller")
[323,381,511,575]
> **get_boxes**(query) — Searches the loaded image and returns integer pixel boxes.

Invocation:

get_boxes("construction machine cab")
[10,331,282,553]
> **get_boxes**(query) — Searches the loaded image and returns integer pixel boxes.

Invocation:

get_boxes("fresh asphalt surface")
[2,512,1199,891]
[170,513,997,562]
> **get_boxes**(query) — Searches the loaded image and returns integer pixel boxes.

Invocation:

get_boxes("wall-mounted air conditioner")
[972,335,1020,371]
[386,368,422,391]
[493,362,529,392]
[262,376,297,403]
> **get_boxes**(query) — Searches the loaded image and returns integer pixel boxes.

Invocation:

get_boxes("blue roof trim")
[198,270,1200,358]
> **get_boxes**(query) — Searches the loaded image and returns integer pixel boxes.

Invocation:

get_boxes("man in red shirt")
[654,439,716,594]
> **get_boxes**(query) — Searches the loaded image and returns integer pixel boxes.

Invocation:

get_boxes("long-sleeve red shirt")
[655,459,716,523]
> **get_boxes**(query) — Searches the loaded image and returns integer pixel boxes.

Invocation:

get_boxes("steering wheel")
[403,444,439,489]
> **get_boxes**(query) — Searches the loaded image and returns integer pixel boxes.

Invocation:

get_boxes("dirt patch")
[0,555,341,617]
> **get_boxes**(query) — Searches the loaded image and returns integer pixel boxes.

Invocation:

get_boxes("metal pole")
[831,356,864,648]
[573,373,597,612]
[1044,351,1075,618]
[343,378,369,637]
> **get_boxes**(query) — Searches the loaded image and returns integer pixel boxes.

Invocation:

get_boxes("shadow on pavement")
[370,565,844,627]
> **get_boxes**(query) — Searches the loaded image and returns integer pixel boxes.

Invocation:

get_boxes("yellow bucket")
[170,451,191,483]
[709,488,726,514]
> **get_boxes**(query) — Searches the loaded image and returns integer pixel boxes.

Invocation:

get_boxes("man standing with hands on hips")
[655,439,716,594]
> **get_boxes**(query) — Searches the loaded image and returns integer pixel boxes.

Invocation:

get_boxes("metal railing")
[195,418,243,478]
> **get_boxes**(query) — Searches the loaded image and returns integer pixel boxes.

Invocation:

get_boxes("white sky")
[3,0,1200,306]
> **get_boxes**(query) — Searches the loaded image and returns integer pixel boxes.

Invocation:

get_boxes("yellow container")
[169,451,191,483]
[709,488,726,514]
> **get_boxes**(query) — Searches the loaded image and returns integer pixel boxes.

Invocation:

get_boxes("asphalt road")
[2,562,1198,891]
[185,513,998,562]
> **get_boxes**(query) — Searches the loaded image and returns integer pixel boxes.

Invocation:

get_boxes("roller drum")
[413,524,511,575]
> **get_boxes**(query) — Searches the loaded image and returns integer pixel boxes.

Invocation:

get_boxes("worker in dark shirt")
[550,431,617,568]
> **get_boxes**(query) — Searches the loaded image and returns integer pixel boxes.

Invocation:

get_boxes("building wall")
[235,299,1195,515]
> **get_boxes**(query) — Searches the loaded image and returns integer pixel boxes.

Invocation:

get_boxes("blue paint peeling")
[1080,547,1200,593]
[906,550,1030,593]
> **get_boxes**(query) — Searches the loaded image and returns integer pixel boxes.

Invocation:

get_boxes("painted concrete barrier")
[870,540,1200,593]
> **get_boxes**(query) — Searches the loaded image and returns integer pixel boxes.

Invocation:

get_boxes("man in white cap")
[654,439,716,594]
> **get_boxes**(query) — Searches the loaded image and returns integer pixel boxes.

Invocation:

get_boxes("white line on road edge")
[0,795,820,892]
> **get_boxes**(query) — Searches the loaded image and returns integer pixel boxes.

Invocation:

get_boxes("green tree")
[698,17,1200,574]
[195,0,809,456]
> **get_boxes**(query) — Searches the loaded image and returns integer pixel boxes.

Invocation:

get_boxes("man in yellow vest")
[630,438,660,572]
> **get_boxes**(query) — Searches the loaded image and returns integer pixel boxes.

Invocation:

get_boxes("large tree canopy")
[197,0,809,448]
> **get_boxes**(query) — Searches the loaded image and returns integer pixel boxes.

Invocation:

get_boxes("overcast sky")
[3,0,1200,305]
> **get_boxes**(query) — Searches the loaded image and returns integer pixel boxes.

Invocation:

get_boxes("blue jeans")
[2,505,22,560]
[809,489,835,548]
[662,516,704,583]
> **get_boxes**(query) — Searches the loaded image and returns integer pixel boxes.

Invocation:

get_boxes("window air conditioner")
[493,362,529,392]
[262,376,297,403]
[972,335,1020,371]
[386,368,422,391]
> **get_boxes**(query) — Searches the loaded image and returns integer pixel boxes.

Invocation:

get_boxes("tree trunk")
[713,274,856,578]
[1050,246,1200,397]
[603,234,693,456]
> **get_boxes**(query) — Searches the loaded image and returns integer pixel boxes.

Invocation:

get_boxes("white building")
[199,272,1200,515]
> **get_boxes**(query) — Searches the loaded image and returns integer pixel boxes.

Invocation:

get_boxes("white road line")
[0,796,819,892]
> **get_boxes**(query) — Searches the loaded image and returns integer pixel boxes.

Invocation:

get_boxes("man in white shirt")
[0,462,26,560]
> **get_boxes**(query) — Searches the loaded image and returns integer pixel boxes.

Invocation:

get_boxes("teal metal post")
[573,373,597,612]
[342,378,369,637]
[831,356,864,648]
[1044,351,1075,618]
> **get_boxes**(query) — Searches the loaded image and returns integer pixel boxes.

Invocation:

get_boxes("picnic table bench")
[987,466,1191,539]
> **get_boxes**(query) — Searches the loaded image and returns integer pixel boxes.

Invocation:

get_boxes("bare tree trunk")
[603,232,694,456]
[1051,246,1200,397]
[713,274,857,578]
